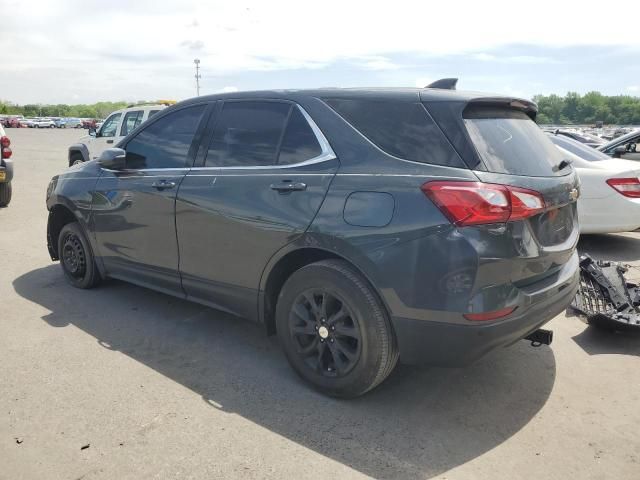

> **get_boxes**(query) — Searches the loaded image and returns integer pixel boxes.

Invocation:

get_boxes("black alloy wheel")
[289,289,362,377]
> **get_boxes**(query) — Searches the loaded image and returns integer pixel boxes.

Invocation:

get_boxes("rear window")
[323,98,464,167]
[464,107,567,177]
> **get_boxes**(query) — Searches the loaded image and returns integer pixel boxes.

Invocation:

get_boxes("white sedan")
[547,133,640,234]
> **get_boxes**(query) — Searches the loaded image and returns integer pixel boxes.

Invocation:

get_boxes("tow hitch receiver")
[570,254,640,331]
[524,328,553,347]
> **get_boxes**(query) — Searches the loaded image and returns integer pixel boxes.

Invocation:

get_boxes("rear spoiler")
[426,78,458,90]
[464,97,538,121]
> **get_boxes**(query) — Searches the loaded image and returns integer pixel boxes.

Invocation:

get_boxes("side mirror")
[613,146,627,158]
[98,148,126,170]
[89,127,97,137]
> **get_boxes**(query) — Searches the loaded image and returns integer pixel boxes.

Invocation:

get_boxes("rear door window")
[205,101,290,167]
[278,107,322,165]
[121,110,144,136]
[464,107,567,177]
[323,98,464,167]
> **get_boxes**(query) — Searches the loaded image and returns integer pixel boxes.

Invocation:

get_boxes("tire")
[58,222,101,289]
[276,259,398,398]
[50,124,55,128]
[0,182,11,207]
[70,152,84,166]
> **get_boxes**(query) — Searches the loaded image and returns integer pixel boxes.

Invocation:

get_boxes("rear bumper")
[392,251,579,366]
[0,159,14,183]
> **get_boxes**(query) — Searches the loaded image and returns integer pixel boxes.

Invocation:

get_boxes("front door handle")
[270,182,307,193]
[151,180,176,190]
[106,139,114,144]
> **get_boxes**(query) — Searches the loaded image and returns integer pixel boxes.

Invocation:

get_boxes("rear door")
[92,104,208,294]
[176,100,338,319]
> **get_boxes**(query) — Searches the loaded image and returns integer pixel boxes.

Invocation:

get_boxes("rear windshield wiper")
[553,159,573,172]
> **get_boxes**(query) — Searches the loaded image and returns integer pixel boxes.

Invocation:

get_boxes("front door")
[176,100,338,319]
[91,104,208,294]
[89,112,122,160]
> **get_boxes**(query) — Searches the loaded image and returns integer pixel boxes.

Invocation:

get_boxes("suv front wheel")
[276,259,398,397]
[58,222,101,289]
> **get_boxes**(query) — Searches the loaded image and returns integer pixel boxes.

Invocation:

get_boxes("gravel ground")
[1,128,639,480]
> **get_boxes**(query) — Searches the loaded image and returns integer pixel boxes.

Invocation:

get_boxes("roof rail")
[425,78,458,90]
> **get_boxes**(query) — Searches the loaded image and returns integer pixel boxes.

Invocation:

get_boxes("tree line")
[0,100,138,119]
[533,92,640,125]
[3,92,640,125]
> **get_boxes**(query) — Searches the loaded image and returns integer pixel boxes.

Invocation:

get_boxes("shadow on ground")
[14,265,557,479]
[572,324,640,357]
[578,233,640,263]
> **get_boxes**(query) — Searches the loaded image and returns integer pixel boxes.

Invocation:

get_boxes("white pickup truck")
[67,103,168,166]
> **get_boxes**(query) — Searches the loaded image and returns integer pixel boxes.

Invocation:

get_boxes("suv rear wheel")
[276,259,398,397]
[58,222,101,289]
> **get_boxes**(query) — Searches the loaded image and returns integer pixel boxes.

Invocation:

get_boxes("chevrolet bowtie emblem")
[569,188,579,201]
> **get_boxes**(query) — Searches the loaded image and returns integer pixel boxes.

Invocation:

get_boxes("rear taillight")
[421,181,545,226]
[0,136,11,159]
[606,177,640,198]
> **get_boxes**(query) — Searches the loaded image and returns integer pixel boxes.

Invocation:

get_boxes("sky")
[1,0,639,105]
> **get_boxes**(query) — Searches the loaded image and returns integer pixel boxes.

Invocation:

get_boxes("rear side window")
[148,110,160,118]
[205,101,290,167]
[121,110,143,136]
[278,107,322,165]
[323,98,464,167]
[125,104,205,169]
[464,107,566,177]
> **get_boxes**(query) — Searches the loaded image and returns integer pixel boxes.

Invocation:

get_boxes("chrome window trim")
[190,104,336,171]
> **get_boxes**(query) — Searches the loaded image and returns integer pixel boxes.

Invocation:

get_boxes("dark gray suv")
[46,85,580,397]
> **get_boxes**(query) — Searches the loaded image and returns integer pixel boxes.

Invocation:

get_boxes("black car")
[46,82,580,397]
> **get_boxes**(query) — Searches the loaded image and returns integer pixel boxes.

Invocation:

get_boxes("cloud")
[472,53,556,64]
[627,85,640,92]
[1,0,639,103]
[355,56,400,71]
[180,40,205,51]
[218,86,239,93]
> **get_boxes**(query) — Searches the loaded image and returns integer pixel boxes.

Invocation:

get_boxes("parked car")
[68,105,166,165]
[47,85,580,397]
[0,124,13,207]
[60,118,83,129]
[548,133,640,233]
[34,118,56,128]
[597,128,640,161]
[2,117,22,128]
[552,129,604,148]
[20,118,37,128]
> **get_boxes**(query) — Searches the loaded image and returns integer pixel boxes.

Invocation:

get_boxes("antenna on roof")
[425,78,458,90]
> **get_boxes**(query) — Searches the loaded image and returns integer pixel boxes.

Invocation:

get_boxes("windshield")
[548,135,610,161]
[464,108,567,177]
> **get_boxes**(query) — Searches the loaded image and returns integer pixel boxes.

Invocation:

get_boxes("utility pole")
[194,59,201,97]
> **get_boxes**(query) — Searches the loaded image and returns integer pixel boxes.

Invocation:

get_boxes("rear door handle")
[151,180,176,190]
[270,182,307,193]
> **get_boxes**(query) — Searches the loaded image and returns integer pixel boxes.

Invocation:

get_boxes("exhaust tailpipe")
[524,328,553,347]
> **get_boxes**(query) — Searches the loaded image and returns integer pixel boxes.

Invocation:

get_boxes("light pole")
[194,59,201,97]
